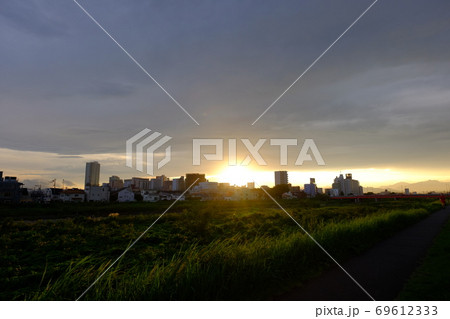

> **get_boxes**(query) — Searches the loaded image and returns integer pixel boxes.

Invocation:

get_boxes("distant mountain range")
[364,180,450,194]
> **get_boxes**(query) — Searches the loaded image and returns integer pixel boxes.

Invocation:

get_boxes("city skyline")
[3,160,450,194]
[1,1,450,193]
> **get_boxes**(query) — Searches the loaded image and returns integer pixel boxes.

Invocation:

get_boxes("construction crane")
[49,179,56,188]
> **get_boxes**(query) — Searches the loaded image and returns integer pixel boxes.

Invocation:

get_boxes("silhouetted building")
[109,176,124,191]
[332,173,363,196]
[0,172,23,203]
[85,162,100,187]
[131,177,150,190]
[275,171,288,185]
[304,178,317,198]
[150,175,168,190]
[185,173,206,188]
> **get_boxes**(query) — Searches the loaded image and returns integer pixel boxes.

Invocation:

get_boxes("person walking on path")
[440,194,446,208]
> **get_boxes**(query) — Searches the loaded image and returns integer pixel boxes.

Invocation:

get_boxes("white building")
[172,176,185,191]
[141,190,159,202]
[60,189,85,202]
[118,188,135,202]
[86,186,110,202]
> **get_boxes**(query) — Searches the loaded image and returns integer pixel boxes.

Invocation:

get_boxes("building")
[290,186,301,198]
[131,177,150,190]
[118,188,135,202]
[185,173,206,188]
[274,171,288,185]
[303,178,317,197]
[86,186,110,202]
[109,176,124,191]
[149,175,168,190]
[162,180,173,191]
[332,173,363,196]
[43,188,63,202]
[247,182,255,189]
[85,162,100,187]
[60,189,85,202]
[197,182,219,192]
[124,179,132,188]
[141,190,159,202]
[172,176,185,191]
[0,172,23,203]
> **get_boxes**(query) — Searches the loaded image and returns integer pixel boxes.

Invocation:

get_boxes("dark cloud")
[0,0,70,37]
[57,155,84,159]
[0,0,449,179]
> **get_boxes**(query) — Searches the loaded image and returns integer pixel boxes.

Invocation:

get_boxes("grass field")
[0,198,441,300]
[397,215,450,300]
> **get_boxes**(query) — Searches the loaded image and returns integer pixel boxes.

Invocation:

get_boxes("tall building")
[332,173,363,196]
[131,177,150,190]
[274,171,288,185]
[185,173,206,188]
[172,176,185,191]
[109,176,124,191]
[304,178,317,197]
[0,172,23,203]
[85,161,100,187]
[149,175,168,190]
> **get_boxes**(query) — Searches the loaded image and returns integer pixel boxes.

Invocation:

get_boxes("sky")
[1,0,450,189]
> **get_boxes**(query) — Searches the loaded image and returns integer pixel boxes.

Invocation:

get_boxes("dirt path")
[275,206,450,301]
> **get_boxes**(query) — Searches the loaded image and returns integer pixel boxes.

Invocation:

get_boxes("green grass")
[397,215,450,301]
[0,199,441,300]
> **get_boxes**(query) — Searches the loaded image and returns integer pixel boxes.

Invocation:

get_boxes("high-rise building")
[109,176,124,190]
[0,172,23,203]
[172,176,185,191]
[304,178,317,197]
[149,175,168,190]
[185,173,206,188]
[132,177,150,190]
[85,162,100,187]
[332,173,363,196]
[274,171,288,185]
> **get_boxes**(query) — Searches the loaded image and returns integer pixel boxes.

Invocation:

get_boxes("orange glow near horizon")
[212,165,257,187]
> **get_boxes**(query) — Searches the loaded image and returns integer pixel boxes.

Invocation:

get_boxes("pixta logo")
[126,128,172,175]
[126,130,325,176]
[192,138,325,166]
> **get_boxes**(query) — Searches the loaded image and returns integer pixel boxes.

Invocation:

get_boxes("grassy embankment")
[0,199,441,300]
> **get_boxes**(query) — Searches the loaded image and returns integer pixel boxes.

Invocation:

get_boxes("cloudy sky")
[1,0,450,188]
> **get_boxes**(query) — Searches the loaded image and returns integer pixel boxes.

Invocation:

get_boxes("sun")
[215,165,256,186]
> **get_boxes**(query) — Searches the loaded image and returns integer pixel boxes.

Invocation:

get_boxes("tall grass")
[30,208,431,300]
